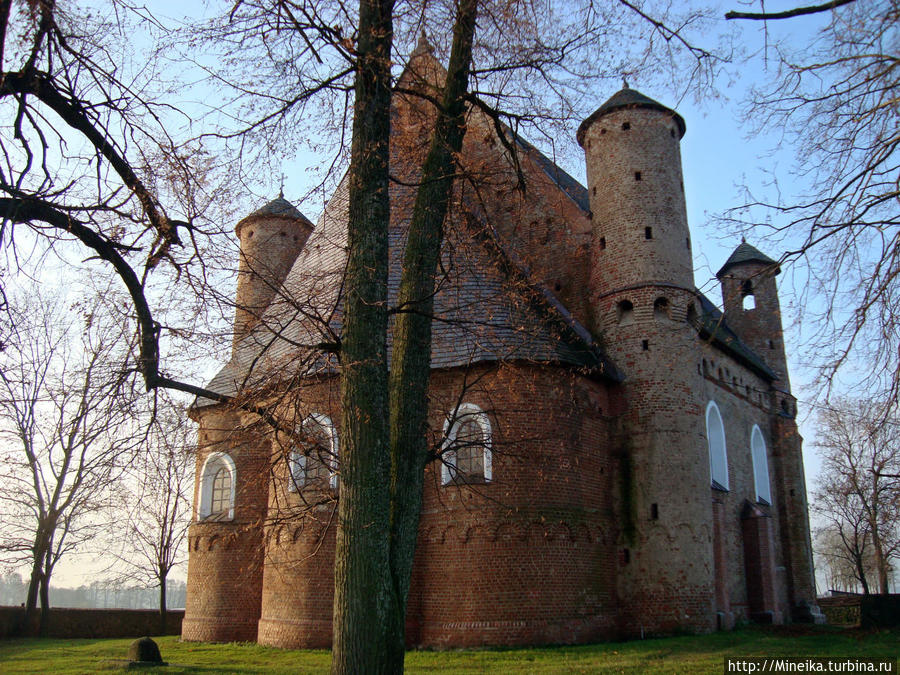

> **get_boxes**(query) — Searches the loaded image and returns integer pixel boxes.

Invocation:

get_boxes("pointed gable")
[717,241,778,278]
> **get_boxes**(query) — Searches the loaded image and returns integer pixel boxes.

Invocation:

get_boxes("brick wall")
[182,408,269,643]
[254,363,620,648]
[0,606,183,639]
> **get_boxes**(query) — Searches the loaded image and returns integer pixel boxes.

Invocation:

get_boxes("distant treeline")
[0,572,186,609]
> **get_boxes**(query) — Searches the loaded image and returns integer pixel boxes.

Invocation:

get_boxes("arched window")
[706,401,729,490]
[742,280,756,310]
[442,403,492,485]
[290,414,339,490]
[199,452,236,521]
[751,425,772,504]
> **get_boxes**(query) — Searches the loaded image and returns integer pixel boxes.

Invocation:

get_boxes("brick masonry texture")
[182,55,822,647]
[0,607,184,639]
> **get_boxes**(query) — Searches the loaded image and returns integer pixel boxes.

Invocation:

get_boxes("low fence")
[818,594,900,628]
[817,596,861,626]
[0,606,184,639]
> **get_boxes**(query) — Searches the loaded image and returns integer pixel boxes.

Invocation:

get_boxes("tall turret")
[578,85,693,305]
[718,241,823,623]
[578,88,715,636]
[182,194,313,644]
[233,195,313,349]
[717,242,790,391]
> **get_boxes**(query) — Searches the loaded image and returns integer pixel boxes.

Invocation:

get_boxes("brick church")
[182,41,823,648]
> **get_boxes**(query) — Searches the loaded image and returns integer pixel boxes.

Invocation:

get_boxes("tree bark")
[159,571,168,634]
[870,520,889,594]
[24,559,41,634]
[385,0,478,670]
[330,0,394,672]
[38,550,50,637]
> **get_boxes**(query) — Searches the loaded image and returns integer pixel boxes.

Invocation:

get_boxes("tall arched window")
[290,414,339,490]
[706,401,729,490]
[750,425,772,504]
[442,403,492,485]
[199,452,236,521]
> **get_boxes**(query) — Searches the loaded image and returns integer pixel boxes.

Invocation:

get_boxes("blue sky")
[42,0,843,588]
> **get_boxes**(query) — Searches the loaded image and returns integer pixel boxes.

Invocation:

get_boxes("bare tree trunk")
[856,555,870,595]
[38,552,50,637]
[24,560,41,634]
[159,570,168,634]
[24,524,51,636]
[870,521,890,594]
[330,0,394,671]
[386,0,478,669]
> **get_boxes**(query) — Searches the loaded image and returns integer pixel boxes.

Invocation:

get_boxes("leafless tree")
[813,398,900,595]
[113,393,194,634]
[724,0,899,412]
[0,288,141,634]
[814,527,879,594]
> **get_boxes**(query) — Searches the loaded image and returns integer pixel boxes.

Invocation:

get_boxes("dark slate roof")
[577,86,686,144]
[195,167,619,408]
[248,196,305,220]
[512,134,590,213]
[716,241,779,278]
[692,294,777,380]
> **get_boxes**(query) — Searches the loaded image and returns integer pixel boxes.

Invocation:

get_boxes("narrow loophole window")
[617,300,634,325]
[651,503,659,520]
[641,339,649,351]
[622,122,631,130]
[653,297,669,320]
[634,171,642,181]
[599,236,607,250]
[644,227,653,240]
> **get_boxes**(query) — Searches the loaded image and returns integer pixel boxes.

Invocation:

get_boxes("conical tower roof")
[716,240,778,278]
[236,194,313,236]
[577,86,686,145]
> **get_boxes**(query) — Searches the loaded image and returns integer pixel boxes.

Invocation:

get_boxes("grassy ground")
[0,625,896,674]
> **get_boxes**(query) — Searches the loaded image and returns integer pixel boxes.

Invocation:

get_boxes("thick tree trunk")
[24,524,51,636]
[38,565,50,637]
[385,0,478,670]
[330,0,394,672]
[23,561,41,635]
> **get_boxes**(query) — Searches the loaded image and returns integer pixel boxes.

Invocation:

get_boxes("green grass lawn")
[0,626,896,674]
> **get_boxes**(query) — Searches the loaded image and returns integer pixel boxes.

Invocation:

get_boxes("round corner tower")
[578,87,716,636]
[233,195,314,348]
[183,195,314,644]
